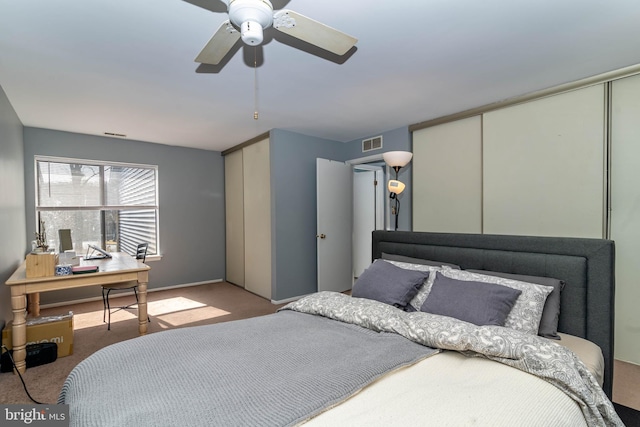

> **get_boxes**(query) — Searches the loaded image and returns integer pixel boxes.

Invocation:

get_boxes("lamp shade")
[387,179,405,195]
[382,151,413,168]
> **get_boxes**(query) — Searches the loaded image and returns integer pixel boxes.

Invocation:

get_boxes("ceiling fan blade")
[273,10,357,56]
[195,20,241,65]
[182,0,228,13]
[270,0,292,9]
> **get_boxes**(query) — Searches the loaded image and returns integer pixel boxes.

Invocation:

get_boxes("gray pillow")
[382,260,443,311]
[381,253,461,269]
[468,269,564,340]
[420,272,522,326]
[440,268,553,335]
[352,260,430,309]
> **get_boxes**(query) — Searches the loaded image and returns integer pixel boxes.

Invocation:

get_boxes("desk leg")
[27,292,40,317]
[137,270,149,335]
[10,286,27,374]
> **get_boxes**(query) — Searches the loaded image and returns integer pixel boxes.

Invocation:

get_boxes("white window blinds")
[36,157,159,256]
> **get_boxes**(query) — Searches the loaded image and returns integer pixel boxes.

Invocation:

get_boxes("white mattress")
[303,333,603,426]
[556,332,605,386]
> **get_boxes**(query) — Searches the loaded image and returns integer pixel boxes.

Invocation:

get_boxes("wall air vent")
[104,132,127,138]
[362,136,383,152]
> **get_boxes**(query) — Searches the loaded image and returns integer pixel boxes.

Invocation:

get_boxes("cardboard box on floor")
[2,312,74,358]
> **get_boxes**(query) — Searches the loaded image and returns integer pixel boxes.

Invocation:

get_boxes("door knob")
[316,234,326,239]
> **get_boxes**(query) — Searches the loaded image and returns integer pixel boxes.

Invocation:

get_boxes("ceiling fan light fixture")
[241,21,263,45]
[228,0,273,46]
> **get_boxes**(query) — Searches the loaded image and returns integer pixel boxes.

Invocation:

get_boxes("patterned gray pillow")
[467,270,564,340]
[384,260,443,311]
[440,268,554,335]
[421,272,522,326]
[352,260,430,309]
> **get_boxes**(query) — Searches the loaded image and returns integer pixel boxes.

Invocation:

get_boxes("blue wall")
[343,127,411,160]
[23,127,226,304]
[0,85,26,324]
[268,126,414,301]
[270,129,348,301]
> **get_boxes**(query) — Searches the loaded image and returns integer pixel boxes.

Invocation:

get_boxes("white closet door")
[243,138,272,299]
[483,85,605,238]
[225,149,244,287]
[413,116,482,233]
[611,73,640,364]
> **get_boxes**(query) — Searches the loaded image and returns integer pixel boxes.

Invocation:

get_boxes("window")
[35,157,159,257]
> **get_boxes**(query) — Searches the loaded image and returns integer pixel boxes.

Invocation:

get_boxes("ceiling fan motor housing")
[228,0,274,45]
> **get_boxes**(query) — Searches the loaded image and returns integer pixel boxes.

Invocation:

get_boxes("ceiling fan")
[194,0,358,66]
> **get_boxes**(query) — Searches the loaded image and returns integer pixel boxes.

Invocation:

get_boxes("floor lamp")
[382,151,413,231]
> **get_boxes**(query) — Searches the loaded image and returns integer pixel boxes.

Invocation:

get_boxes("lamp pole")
[392,166,400,231]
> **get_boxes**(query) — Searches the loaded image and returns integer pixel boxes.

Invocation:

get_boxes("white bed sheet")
[303,333,603,426]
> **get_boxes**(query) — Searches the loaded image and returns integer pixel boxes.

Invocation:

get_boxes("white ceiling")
[2,0,640,152]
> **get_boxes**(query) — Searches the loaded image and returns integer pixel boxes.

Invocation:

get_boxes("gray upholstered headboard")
[372,230,615,398]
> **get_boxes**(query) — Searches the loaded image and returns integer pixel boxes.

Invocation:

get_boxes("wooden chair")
[101,243,150,330]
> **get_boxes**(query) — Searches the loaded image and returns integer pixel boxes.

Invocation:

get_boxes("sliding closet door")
[483,85,606,238]
[243,138,272,299]
[225,149,244,287]
[413,116,482,233]
[611,73,640,364]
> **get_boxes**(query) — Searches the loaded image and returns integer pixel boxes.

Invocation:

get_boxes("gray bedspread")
[59,291,623,427]
[285,292,623,427]
[58,308,437,427]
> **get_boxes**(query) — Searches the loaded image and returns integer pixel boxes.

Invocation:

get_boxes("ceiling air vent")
[362,136,383,152]
[104,132,127,138]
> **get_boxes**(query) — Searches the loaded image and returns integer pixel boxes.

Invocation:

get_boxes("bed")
[58,231,622,426]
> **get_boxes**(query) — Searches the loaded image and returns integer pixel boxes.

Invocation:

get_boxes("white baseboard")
[39,279,223,310]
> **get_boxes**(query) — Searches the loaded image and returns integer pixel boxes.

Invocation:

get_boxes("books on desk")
[72,265,99,274]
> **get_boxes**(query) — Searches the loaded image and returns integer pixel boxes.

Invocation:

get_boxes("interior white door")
[353,166,384,278]
[317,158,353,292]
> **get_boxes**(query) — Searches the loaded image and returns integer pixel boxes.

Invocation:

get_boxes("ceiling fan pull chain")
[254,46,259,120]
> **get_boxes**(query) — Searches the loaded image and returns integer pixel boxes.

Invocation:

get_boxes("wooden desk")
[4,252,150,373]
